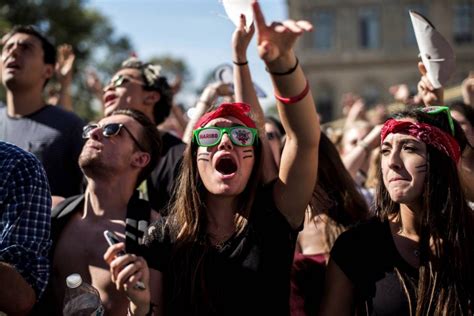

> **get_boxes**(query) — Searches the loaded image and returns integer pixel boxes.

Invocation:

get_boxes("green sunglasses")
[419,106,455,136]
[193,126,258,147]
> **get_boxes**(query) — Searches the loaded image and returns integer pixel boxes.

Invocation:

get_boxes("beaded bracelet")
[274,80,310,105]
[266,57,299,76]
[233,60,248,66]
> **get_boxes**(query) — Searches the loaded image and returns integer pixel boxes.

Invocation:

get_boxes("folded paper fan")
[409,10,455,89]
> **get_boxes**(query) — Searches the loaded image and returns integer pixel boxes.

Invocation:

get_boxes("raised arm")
[417,61,444,106]
[232,14,278,182]
[253,0,319,228]
[182,82,233,144]
[55,44,75,111]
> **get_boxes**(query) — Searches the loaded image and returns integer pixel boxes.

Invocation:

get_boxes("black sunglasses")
[82,123,146,152]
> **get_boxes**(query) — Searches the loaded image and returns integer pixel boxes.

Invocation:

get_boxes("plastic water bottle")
[63,273,105,316]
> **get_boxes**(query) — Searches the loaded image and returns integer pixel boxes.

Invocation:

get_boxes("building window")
[361,83,380,107]
[454,3,473,44]
[313,10,335,51]
[315,84,333,123]
[405,5,427,46]
[359,7,380,49]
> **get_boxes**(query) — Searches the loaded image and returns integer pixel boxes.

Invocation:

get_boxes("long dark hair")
[376,109,474,315]
[163,126,264,312]
[308,132,369,246]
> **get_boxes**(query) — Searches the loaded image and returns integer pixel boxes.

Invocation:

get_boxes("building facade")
[288,0,474,122]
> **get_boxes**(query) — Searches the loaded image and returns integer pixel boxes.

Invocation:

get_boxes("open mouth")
[216,157,237,175]
[104,93,117,105]
[5,60,19,70]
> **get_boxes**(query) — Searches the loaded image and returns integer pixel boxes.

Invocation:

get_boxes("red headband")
[381,119,461,163]
[194,102,257,129]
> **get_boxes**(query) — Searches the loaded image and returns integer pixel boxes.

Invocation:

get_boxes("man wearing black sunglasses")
[39,109,162,315]
[0,25,84,198]
[102,57,186,214]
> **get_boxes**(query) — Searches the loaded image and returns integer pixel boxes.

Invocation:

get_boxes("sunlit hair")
[120,57,173,124]
[110,109,162,186]
[309,132,369,247]
[163,119,263,310]
[375,109,473,315]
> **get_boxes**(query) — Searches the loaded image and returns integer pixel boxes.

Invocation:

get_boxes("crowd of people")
[1,1,473,315]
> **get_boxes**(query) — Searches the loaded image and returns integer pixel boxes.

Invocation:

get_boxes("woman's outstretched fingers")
[252,0,266,32]
[296,20,313,31]
[282,20,303,34]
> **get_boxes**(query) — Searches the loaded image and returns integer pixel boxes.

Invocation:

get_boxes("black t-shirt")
[147,131,185,214]
[142,182,300,316]
[0,105,84,197]
[331,218,418,315]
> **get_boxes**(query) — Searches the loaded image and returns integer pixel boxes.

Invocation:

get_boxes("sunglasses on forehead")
[193,126,258,147]
[82,123,146,152]
[108,74,145,88]
[419,106,455,136]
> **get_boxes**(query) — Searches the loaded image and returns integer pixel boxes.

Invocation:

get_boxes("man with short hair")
[0,25,84,197]
[103,57,185,213]
[0,141,51,315]
[45,109,161,315]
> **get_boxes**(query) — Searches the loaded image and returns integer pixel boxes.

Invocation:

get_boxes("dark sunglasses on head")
[82,123,146,152]
[108,74,145,89]
[419,106,455,136]
[193,126,258,147]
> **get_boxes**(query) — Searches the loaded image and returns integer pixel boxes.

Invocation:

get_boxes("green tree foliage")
[0,0,133,120]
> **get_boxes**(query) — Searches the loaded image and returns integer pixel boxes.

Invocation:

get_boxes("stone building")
[288,0,474,122]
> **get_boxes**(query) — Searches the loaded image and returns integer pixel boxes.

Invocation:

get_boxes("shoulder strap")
[125,190,152,254]
[50,194,84,243]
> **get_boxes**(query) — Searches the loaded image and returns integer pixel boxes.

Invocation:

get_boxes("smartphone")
[103,230,126,256]
[103,230,146,290]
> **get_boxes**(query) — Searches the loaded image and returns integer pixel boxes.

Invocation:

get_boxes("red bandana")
[381,119,461,162]
[194,102,257,129]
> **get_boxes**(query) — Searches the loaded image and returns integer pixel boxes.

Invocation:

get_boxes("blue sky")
[87,0,288,107]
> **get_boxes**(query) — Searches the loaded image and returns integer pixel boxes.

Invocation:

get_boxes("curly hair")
[120,57,173,125]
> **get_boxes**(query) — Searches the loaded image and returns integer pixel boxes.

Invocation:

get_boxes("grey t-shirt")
[0,104,84,197]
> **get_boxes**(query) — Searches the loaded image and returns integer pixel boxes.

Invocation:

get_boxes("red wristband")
[274,80,310,105]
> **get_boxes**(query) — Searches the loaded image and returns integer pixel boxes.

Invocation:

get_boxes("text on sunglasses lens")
[194,126,258,147]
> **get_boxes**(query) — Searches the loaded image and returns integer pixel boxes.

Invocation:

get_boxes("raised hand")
[232,14,255,63]
[104,242,151,312]
[251,0,312,63]
[417,61,444,106]
[461,71,474,106]
[56,44,75,85]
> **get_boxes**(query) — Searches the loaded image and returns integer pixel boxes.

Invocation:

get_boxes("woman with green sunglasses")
[105,2,320,315]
